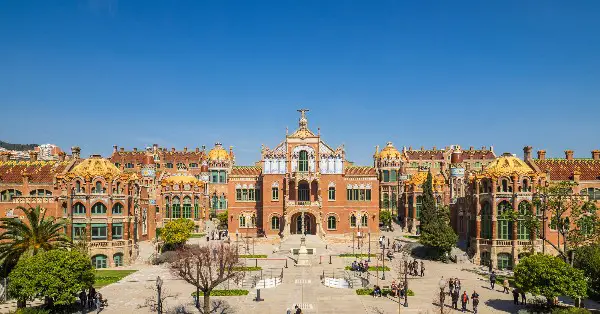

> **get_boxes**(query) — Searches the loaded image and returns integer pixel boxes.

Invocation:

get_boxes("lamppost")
[382,244,386,280]
[438,276,446,313]
[357,218,361,250]
[368,232,371,262]
[404,259,409,307]
[156,276,163,314]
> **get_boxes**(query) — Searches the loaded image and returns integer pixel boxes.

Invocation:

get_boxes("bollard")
[329,255,332,264]
[285,258,288,268]
[255,289,264,302]
[255,259,258,267]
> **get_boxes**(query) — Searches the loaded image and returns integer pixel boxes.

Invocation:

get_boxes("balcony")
[285,200,322,210]
[11,196,54,204]
[477,239,542,248]
[89,239,133,248]
[289,171,320,182]
[495,240,512,247]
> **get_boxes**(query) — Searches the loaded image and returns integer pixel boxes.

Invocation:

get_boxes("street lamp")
[382,245,386,280]
[403,259,409,307]
[156,276,163,314]
[437,276,446,312]
[368,232,371,262]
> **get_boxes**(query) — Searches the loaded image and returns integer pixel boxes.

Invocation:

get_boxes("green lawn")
[94,269,138,288]
[403,235,420,239]
[190,233,207,238]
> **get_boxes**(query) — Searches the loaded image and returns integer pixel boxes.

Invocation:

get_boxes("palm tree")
[0,205,71,276]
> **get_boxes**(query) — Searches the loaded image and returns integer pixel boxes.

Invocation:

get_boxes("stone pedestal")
[296,236,311,267]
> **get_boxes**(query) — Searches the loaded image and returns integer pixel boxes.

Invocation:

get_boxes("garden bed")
[232,266,262,271]
[94,269,138,288]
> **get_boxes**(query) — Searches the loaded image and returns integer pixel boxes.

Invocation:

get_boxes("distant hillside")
[0,141,38,151]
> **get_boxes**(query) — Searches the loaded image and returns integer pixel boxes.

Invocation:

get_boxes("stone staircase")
[277,235,327,255]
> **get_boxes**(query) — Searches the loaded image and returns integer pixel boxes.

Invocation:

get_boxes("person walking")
[295,305,302,314]
[471,291,480,314]
[449,278,455,295]
[456,279,462,294]
[95,293,102,313]
[503,278,510,294]
[451,289,459,309]
[286,308,291,314]
[88,287,96,309]
[420,261,425,277]
[79,289,87,310]
[490,271,497,290]
[461,291,469,312]
[520,290,527,305]
[512,288,519,305]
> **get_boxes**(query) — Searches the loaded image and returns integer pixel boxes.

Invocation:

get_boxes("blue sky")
[1,1,599,165]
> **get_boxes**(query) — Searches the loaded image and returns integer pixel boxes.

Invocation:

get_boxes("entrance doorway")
[292,212,316,235]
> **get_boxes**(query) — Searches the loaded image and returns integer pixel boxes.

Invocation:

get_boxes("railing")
[495,240,512,246]
[90,241,109,248]
[112,240,127,247]
[495,192,513,198]
[479,239,492,245]
[11,196,54,203]
[517,240,542,247]
[285,200,321,207]
[89,240,133,248]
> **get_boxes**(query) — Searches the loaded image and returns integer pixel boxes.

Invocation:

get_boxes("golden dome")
[406,171,445,187]
[161,173,203,186]
[379,142,401,159]
[208,143,230,161]
[68,155,121,180]
[482,154,534,178]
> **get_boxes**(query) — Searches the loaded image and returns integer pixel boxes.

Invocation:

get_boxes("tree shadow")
[484,298,519,313]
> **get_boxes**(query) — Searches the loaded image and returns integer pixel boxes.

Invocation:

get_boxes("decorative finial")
[297,108,309,129]
[318,127,320,135]
[286,127,288,135]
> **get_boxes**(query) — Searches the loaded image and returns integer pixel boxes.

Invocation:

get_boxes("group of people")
[489,271,512,295]
[407,259,424,277]
[350,260,369,272]
[390,280,408,298]
[451,290,480,313]
[286,305,302,314]
[78,287,107,313]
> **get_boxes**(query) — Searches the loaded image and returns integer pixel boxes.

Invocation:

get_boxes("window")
[242,189,248,201]
[211,171,218,183]
[328,187,336,201]
[239,215,246,228]
[176,162,184,169]
[480,202,492,239]
[1,189,22,202]
[236,188,260,202]
[581,188,600,201]
[410,162,418,168]
[474,162,482,168]
[166,163,173,169]
[383,170,390,182]
[73,203,86,215]
[327,216,337,230]
[390,170,397,182]
[91,203,107,215]
[183,197,192,218]
[497,253,513,270]
[346,187,372,201]
[189,163,198,168]
[501,179,509,193]
[91,224,107,240]
[382,193,389,209]
[29,189,52,196]
[361,214,368,227]
[298,150,308,172]
[272,187,279,201]
[194,197,200,219]
[350,214,356,228]
[92,255,108,269]
[298,183,309,201]
[219,196,227,209]
[497,201,513,240]
[165,197,171,218]
[518,202,531,240]
[72,223,86,239]
[112,223,123,239]
[172,197,181,218]
[114,162,121,168]
[219,171,226,183]
[415,196,423,219]
[113,253,123,267]
[125,163,134,169]
[75,181,82,193]
[271,216,280,230]
[391,192,397,210]
[112,203,123,215]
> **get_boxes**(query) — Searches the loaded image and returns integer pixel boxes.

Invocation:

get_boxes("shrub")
[151,251,178,265]
[232,266,261,271]
[161,219,195,247]
[191,289,249,296]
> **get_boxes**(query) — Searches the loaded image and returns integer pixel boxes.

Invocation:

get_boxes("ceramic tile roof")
[110,151,207,164]
[345,166,376,176]
[231,166,262,176]
[461,150,496,160]
[533,159,600,181]
[0,160,71,184]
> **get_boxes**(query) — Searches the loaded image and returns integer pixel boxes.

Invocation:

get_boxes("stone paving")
[78,228,600,313]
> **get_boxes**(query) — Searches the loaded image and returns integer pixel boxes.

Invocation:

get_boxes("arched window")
[415,196,423,219]
[73,203,86,215]
[480,202,492,239]
[383,170,390,182]
[95,181,103,194]
[239,215,246,228]
[518,202,531,240]
[29,189,52,196]
[501,179,508,192]
[165,196,171,218]
[115,182,121,194]
[166,162,173,169]
[272,187,279,201]
[183,196,192,218]
[350,214,357,228]
[113,253,124,267]
[271,216,280,230]
[91,202,107,215]
[298,150,309,172]
[0,189,22,202]
[92,255,108,269]
[75,181,81,193]
[361,214,368,227]
[328,187,336,201]
[176,162,184,169]
[497,253,513,270]
[112,203,123,215]
[497,201,513,240]
[194,196,200,219]
[327,216,337,230]
[219,171,226,183]
[522,179,530,192]
[298,182,309,202]
[172,197,181,218]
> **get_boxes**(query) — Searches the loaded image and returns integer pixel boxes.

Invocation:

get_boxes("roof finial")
[297,108,309,130]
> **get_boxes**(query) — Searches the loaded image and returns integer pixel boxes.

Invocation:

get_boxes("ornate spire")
[298,108,309,130]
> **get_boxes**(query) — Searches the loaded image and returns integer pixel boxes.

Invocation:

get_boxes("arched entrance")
[291,212,316,235]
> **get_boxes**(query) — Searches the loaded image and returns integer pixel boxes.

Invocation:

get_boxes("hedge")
[191,289,249,296]
[356,288,415,296]
[232,266,262,271]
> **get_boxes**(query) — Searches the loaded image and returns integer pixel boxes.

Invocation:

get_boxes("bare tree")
[170,243,245,314]
[137,283,179,313]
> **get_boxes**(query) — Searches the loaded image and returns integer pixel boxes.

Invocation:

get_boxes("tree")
[169,243,244,313]
[9,249,94,308]
[573,244,600,299]
[419,172,436,229]
[0,206,71,276]
[161,218,195,249]
[528,181,600,264]
[419,206,458,259]
[514,254,587,303]
[217,210,228,228]
[379,210,392,228]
